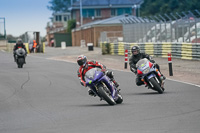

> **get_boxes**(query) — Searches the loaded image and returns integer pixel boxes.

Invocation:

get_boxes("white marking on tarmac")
[109,68,200,88]
[31,56,200,88]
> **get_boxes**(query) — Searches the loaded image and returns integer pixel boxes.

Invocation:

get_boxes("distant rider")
[13,38,27,62]
[129,46,165,86]
[77,55,119,96]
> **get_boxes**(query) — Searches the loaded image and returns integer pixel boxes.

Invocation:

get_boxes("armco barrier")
[101,42,200,60]
[6,43,45,53]
[6,43,29,53]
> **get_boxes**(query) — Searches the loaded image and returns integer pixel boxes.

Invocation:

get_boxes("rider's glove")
[131,67,137,74]
[80,81,87,87]
[101,68,106,73]
[150,60,155,63]
[101,69,108,75]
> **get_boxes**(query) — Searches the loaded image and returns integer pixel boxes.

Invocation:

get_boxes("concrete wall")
[0,40,7,50]
[0,40,7,46]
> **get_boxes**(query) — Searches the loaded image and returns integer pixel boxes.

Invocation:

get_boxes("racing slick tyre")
[98,85,116,105]
[149,78,163,94]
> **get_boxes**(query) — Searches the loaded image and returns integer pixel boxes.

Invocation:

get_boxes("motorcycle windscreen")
[84,68,102,83]
[136,58,149,69]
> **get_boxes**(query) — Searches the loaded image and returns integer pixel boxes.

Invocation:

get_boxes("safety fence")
[121,10,200,43]
[101,42,200,60]
[6,43,45,54]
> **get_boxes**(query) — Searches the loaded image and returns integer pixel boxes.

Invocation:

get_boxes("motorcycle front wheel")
[149,78,163,94]
[17,58,24,68]
[98,85,116,105]
[115,92,123,104]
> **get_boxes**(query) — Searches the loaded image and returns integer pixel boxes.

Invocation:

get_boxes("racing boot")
[160,74,166,81]
[14,55,16,62]
[160,74,165,91]
[111,79,121,92]
[88,88,96,97]
[112,80,119,88]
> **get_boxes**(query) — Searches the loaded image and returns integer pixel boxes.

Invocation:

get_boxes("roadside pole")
[168,52,173,76]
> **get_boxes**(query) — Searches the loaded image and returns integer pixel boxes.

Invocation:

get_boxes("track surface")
[0,50,200,133]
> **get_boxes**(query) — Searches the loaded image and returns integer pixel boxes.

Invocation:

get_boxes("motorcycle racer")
[77,55,119,96]
[129,46,165,86]
[13,38,27,63]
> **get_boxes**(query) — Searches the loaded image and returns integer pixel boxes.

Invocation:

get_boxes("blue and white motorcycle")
[85,68,123,105]
[136,58,165,94]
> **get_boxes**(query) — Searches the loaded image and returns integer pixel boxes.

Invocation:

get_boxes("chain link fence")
[121,10,200,43]
[100,31,123,44]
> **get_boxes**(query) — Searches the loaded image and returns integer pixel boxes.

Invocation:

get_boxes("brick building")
[71,0,143,47]
[72,14,136,47]
[46,12,71,46]
[70,0,143,27]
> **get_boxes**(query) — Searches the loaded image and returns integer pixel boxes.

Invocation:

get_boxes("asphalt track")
[0,50,200,133]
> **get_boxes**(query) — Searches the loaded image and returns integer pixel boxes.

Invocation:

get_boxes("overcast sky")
[0,0,52,37]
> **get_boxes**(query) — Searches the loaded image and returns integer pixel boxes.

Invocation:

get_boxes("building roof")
[71,0,143,9]
[73,14,139,31]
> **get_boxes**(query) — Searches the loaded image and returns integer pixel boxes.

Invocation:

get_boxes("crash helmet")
[16,38,23,44]
[131,46,140,56]
[77,55,87,67]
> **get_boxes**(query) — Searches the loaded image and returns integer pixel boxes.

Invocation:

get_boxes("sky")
[0,0,53,37]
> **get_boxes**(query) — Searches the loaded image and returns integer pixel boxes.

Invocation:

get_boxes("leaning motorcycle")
[136,58,165,94]
[15,48,26,68]
[85,68,123,105]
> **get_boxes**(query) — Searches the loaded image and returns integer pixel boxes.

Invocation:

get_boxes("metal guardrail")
[101,42,200,60]
[6,43,45,53]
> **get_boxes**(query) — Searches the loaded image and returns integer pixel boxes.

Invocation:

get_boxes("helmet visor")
[77,60,84,66]
[132,50,138,55]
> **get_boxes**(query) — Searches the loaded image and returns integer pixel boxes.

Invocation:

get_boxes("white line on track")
[30,56,200,88]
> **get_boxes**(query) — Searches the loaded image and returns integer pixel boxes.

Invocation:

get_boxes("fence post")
[124,49,128,69]
[168,52,173,76]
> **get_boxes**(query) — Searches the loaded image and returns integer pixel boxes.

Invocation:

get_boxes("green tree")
[6,34,18,43]
[67,19,76,33]
[47,0,71,12]
[141,0,200,17]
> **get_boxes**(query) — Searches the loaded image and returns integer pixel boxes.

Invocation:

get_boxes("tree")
[7,34,18,43]
[67,19,76,33]
[140,0,200,17]
[47,0,71,12]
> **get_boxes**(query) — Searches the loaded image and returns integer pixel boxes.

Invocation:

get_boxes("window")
[83,9,95,18]
[95,9,101,17]
[72,11,76,19]
[124,8,132,14]
[64,16,67,21]
[64,16,68,21]
[56,15,62,21]
[111,8,132,16]
[111,9,116,16]
[117,8,124,15]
